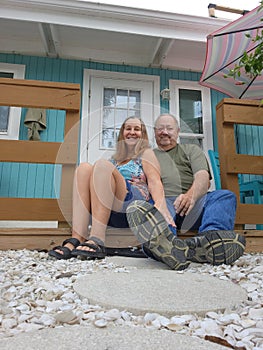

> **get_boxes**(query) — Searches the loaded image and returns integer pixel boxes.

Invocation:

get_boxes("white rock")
[16,303,30,312]
[1,249,262,348]
[156,315,170,327]
[2,318,17,329]
[170,317,188,325]
[206,311,219,320]
[151,318,162,329]
[17,322,43,332]
[120,311,131,321]
[253,265,263,273]
[239,318,257,328]
[200,319,224,337]
[103,308,121,321]
[37,314,56,326]
[94,319,108,328]
[218,313,240,325]
[54,310,77,324]
[248,308,263,320]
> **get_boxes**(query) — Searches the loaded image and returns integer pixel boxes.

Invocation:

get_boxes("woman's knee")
[75,162,93,180]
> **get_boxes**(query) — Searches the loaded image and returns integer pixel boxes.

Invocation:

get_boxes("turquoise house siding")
[0,53,262,200]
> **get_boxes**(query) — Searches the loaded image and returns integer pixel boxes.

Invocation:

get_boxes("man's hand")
[174,170,210,216]
[173,192,195,216]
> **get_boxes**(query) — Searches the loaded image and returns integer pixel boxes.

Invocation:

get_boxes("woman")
[48,116,175,260]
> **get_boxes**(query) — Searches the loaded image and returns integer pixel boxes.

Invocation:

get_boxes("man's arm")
[174,169,210,216]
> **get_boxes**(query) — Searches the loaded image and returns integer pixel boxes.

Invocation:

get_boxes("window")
[102,88,141,149]
[169,80,213,153]
[0,63,26,140]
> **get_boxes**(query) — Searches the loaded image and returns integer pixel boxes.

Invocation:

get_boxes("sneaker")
[185,230,246,265]
[126,200,190,271]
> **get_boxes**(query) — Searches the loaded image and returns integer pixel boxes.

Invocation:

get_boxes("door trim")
[169,79,213,155]
[80,69,160,163]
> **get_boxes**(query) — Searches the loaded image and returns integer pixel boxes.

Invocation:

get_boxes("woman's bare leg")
[72,162,93,241]
[78,159,127,250]
[55,162,93,253]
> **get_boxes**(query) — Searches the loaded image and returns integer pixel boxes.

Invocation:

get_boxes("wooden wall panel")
[0,78,80,228]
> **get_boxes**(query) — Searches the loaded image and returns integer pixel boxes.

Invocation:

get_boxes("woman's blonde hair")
[112,116,150,162]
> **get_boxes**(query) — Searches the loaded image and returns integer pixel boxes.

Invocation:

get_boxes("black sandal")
[71,236,106,260]
[48,238,80,260]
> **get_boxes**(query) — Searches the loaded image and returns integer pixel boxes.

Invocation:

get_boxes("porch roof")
[0,0,230,71]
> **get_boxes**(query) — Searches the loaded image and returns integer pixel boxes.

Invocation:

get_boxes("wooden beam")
[0,198,71,221]
[0,228,261,252]
[217,98,263,126]
[0,78,80,111]
[0,140,77,164]
[236,203,263,225]
[227,154,263,175]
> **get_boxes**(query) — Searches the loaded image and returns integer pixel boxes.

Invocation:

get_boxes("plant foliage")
[226,1,263,82]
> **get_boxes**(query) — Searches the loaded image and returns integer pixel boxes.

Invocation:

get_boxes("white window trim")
[0,62,26,140]
[80,69,160,163]
[169,79,213,154]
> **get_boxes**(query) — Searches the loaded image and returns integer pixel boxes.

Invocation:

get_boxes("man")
[126,113,246,270]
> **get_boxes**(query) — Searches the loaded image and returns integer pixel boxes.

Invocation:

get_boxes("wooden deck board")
[0,228,261,253]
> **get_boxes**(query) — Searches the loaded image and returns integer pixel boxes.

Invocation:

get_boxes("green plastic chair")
[208,150,263,230]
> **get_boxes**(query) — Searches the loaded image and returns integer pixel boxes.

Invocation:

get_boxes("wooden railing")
[216,98,263,251]
[0,78,80,249]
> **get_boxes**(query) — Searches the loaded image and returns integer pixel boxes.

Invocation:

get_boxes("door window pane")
[116,89,128,108]
[104,88,115,107]
[179,89,203,134]
[0,72,13,133]
[129,90,141,109]
[101,88,141,149]
[0,106,9,132]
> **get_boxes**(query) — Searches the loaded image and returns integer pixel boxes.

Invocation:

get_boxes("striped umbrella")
[200,5,263,99]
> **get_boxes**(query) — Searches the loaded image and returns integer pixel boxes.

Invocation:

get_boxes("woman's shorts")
[108,180,150,228]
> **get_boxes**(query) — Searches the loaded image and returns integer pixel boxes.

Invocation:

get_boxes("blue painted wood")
[8,163,20,197]
[17,163,29,198]
[0,162,11,196]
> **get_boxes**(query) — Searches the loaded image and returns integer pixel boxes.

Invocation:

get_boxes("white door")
[80,70,160,164]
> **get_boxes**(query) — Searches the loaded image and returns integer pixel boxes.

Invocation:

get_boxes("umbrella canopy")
[200,5,263,99]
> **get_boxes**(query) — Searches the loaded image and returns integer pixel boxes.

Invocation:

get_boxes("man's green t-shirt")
[154,144,211,196]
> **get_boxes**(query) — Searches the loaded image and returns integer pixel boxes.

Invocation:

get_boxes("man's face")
[154,115,179,151]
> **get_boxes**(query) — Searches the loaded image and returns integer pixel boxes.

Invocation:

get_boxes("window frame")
[169,79,213,153]
[0,63,26,140]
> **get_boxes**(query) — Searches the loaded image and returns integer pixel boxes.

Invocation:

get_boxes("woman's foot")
[48,238,80,260]
[71,236,106,260]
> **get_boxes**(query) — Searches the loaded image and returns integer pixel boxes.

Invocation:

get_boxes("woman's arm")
[141,148,176,227]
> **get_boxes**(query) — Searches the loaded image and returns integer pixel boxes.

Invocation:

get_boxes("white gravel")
[0,250,262,349]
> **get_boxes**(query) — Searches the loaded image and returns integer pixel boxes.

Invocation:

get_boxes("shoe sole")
[199,231,246,265]
[126,200,190,270]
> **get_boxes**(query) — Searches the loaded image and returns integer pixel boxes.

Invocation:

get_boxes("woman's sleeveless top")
[111,157,150,200]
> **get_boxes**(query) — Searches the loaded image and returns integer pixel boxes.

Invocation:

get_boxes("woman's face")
[122,118,142,147]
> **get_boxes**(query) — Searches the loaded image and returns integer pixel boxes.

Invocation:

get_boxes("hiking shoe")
[185,230,246,265]
[126,200,190,271]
